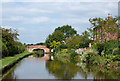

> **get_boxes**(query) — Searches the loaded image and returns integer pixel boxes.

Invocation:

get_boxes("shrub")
[2,42,9,57]
[89,56,104,65]
[112,48,119,55]
[55,49,78,63]
[104,40,119,49]
[112,55,120,61]
[61,49,68,53]
[81,48,99,64]
[92,43,105,56]
[104,40,120,55]
[59,44,67,49]
[69,50,78,62]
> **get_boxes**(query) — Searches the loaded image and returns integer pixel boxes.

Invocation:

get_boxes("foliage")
[45,25,91,50]
[79,30,92,48]
[88,17,118,42]
[91,40,119,56]
[66,34,92,49]
[81,48,99,64]
[1,27,25,57]
[28,42,45,45]
[66,36,81,49]
[104,40,119,54]
[51,30,65,42]
[45,31,64,48]
[58,44,67,49]
[55,25,77,39]
[55,49,78,63]
[112,48,120,55]
[2,42,9,57]
[50,41,61,49]
[45,34,53,48]
[92,43,105,56]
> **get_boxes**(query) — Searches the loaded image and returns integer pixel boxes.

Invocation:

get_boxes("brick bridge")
[27,45,50,54]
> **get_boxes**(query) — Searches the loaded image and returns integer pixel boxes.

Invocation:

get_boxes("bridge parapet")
[27,45,50,53]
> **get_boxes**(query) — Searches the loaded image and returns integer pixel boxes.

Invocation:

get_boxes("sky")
[1,0,119,44]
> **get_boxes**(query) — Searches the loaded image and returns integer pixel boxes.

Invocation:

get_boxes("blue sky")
[1,1,118,44]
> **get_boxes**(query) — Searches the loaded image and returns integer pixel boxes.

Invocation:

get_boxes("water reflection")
[46,61,120,80]
[2,57,120,80]
[46,61,80,79]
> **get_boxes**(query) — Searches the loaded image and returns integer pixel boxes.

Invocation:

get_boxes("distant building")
[93,14,119,43]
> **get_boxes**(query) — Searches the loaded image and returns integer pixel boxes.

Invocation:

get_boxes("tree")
[50,41,61,49]
[35,42,45,45]
[66,36,81,49]
[51,30,65,42]
[2,42,9,57]
[45,31,65,48]
[88,16,118,43]
[55,25,77,39]
[66,31,92,49]
[79,30,92,48]
[1,27,25,57]
[45,34,53,48]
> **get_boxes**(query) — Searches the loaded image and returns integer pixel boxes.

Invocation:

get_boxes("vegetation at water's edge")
[54,49,79,63]
[45,16,120,68]
[46,60,120,79]
[80,40,120,67]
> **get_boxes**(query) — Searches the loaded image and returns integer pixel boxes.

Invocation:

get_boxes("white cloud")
[1,2,118,43]
[1,0,119,2]
[29,17,50,24]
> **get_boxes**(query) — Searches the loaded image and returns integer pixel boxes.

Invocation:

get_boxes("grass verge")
[0,51,33,70]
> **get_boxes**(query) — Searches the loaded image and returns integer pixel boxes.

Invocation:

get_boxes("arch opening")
[33,48,45,57]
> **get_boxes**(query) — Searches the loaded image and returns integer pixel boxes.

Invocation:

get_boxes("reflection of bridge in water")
[40,54,50,60]
[27,45,50,60]
[27,45,50,54]
[28,54,50,60]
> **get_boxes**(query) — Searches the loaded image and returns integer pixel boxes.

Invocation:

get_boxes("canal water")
[2,55,120,80]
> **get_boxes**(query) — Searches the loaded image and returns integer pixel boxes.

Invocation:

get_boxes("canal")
[2,55,120,80]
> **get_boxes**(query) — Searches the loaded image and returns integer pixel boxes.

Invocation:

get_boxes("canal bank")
[1,51,33,74]
[1,56,120,80]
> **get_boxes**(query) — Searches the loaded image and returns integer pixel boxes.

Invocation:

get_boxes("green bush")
[89,56,103,65]
[2,42,9,58]
[104,40,120,55]
[112,55,120,61]
[112,48,120,55]
[81,48,99,64]
[59,44,67,49]
[92,43,105,56]
[55,49,78,63]
[104,40,119,49]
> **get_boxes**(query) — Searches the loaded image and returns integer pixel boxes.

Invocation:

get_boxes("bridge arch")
[27,45,50,54]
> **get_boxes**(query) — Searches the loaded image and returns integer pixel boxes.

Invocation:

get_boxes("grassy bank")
[0,51,33,70]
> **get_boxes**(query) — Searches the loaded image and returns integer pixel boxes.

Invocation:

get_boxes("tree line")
[45,25,92,51]
[1,27,25,58]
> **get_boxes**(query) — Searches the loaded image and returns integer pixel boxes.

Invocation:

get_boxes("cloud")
[28,17,50,24]
[1,0,119,2]
[1,2,118,43]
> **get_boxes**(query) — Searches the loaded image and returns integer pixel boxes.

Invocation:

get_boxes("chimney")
[108,13,112,20]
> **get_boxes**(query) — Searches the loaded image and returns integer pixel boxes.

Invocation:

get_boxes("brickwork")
[94,15,119,43]
[27,45,50,53]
